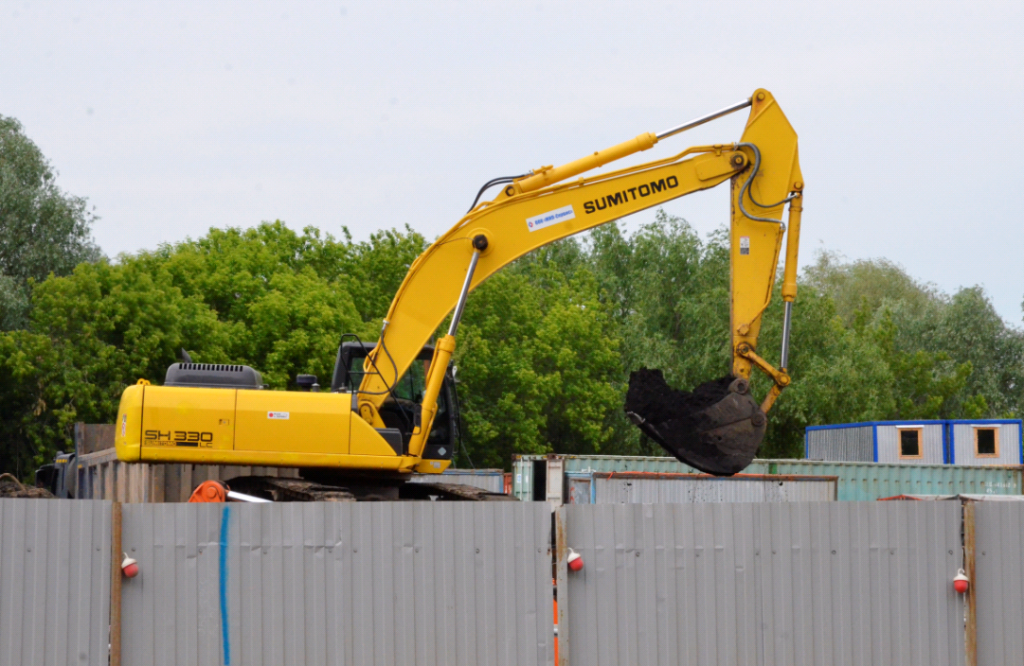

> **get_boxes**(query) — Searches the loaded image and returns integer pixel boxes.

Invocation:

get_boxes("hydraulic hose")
[735,142,798,224]
[467,173,531,212]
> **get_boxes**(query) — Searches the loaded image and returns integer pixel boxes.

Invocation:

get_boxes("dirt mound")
[0,473,54,499]
[625,369,733,425]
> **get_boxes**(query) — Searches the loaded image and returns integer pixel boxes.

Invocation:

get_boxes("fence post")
[964,500,977,666]
[110,501,122,666]
[555,507,569,665]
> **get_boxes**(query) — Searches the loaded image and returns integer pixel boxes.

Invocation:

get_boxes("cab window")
[349,356,427,402]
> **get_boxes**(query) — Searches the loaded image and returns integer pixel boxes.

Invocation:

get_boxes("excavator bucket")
[625,368,766,476]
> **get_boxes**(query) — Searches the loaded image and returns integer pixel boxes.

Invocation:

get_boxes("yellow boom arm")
[359,89,803,460]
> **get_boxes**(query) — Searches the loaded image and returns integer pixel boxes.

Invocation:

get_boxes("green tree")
[925,287,1024,418]
[803,252,940,326]
[865,307,982,420]
[341,226,429,323]
[453,244,623,467]
[5,202,1020,476]
[582,212,903,458]
[582,213,733,454]
[0,330,59,476]
[0,222,379,474]
[0,116,101,329]
[805,253,1020,421]
[752,286,897,458]
[127,223,375,386]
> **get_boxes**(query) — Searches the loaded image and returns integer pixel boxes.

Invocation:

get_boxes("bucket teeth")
[625,369,765,476]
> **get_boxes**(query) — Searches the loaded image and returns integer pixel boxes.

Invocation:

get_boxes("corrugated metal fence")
[0,499,112,666]
[558,502,966,666]
[974,501,1024,666]
[121,501,554,666]
[806,424,876,462]
[16,498,1024,665]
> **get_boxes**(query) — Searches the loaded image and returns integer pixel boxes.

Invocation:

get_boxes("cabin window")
[975,427,999,457]
[898,428,923,459]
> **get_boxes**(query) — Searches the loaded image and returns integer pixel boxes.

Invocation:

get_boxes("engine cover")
[164,362,263,389]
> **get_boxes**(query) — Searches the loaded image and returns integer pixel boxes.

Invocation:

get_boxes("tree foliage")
[0,223,420,473]
[0,116,101,330]
[804,253,1023,422]
[1,200,1022,476]
[454,246,622,467]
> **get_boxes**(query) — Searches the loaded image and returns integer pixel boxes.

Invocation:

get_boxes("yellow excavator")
[113,88,803,496]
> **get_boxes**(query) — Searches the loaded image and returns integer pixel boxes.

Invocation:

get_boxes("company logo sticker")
[526,205,575,233]
[268,412,290,420]
[121,414,128,437]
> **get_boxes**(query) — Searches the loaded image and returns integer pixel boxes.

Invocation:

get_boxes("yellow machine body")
[115,383,442,473]
[116,88,803,475]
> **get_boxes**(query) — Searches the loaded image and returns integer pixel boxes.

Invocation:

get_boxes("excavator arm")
[359,88,803,474]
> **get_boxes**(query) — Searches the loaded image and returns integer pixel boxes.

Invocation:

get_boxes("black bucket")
[625,368,766,476]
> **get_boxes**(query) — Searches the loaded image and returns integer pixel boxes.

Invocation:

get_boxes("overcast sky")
[2,0,1022,323]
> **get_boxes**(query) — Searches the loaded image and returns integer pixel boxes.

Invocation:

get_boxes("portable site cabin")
[805,420,1023,466]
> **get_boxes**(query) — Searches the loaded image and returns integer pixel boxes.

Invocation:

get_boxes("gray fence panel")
[0,499,112,666]
[122,501,553,666]
[974,501,1024,666]
[560,502,964,666]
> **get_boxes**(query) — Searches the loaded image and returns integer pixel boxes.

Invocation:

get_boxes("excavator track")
[227,477,358,502]
[225,476,515,502]
[401,481,517,502]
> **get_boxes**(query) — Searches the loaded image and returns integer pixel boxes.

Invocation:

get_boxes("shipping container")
[513,454,699,502]
[806,419,1023,465]
[765,459,1022,500]
[514,453,1023,505]
[878,494,1024,502]
[565,471,836,504]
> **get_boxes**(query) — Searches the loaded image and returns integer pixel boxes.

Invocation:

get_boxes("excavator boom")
[359,88,802,474]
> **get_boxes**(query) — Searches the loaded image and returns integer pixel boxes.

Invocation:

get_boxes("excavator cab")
[332,342,457,463]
